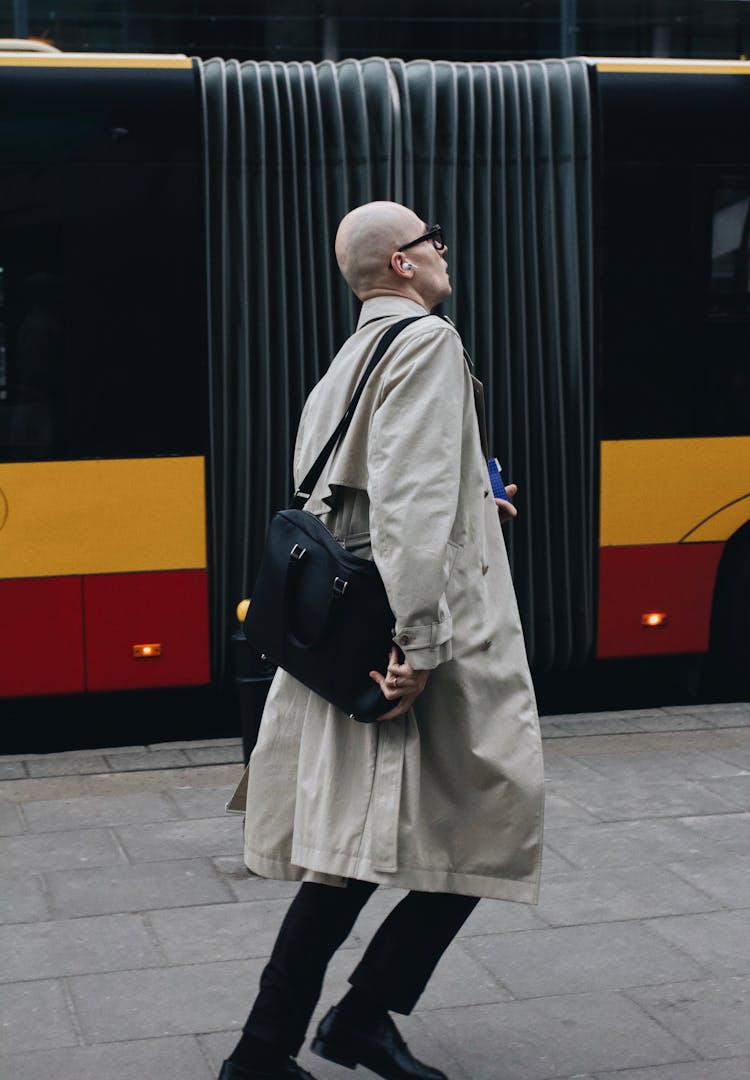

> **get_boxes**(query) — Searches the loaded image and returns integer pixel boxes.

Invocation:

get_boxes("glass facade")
[5,2,750,63]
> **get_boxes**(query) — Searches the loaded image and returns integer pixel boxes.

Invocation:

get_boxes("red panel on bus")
[597,543,724,658]
[0,577,85,696]
[84,569,210,691]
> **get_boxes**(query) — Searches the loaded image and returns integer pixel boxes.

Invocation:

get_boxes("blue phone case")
[488,458,509,501]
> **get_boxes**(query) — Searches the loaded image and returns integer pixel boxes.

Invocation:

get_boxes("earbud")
[402,261,417,270]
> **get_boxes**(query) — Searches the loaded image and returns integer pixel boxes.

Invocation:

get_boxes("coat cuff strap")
[392,613,453,671]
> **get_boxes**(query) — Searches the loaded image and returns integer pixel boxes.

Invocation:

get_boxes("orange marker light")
[132,643,162,658]
[641,612,668,628]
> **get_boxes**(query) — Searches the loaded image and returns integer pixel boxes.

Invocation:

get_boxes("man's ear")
[391,255,416,276]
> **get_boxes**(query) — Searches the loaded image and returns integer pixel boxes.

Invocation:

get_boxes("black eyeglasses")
[388,224,446,267]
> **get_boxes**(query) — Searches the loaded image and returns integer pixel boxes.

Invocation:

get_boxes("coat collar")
[356,295,430,330]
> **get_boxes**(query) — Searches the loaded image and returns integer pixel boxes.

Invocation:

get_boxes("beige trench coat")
[237,295,544,903]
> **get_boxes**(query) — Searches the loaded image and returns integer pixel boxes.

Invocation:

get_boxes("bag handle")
[292,316,426,509]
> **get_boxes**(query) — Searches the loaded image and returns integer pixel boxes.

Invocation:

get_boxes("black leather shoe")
[310,1006,448,1079]
[218,1058,317,1079]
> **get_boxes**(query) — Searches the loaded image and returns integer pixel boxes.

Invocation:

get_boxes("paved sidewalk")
[1,703,749,1080]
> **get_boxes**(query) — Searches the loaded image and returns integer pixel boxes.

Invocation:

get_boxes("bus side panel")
[597,543,724,658]
[0,576,85,696]
[84,569,210,692]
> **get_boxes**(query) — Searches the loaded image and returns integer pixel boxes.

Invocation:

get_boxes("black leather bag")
[243,317,425,722]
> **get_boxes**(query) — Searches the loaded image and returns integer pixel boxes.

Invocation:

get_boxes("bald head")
[335,201,424,300]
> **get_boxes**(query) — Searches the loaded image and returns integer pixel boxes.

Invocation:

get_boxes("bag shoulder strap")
[292,315,426,509]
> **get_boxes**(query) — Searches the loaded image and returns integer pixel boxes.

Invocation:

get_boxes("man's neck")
[357,285,430,310]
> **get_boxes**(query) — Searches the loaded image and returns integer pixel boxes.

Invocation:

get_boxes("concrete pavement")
[1,703,749,1080]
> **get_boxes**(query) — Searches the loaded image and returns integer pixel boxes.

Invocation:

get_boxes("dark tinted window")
[600,76,750,440]
[0,66,206,463]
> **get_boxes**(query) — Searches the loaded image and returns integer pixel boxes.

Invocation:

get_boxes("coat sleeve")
[367,322,465,670]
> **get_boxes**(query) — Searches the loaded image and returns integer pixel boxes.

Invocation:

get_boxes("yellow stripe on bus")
[0,456,206,578]
[600,437,750,547]
[0,53,191,68]
[594,58,750,75]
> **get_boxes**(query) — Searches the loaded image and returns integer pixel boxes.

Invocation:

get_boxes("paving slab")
[463,921,707,998]
[0,871,50,924]
[553,728,750,757]
[543,818,719,871]
[541,755,606,784]
[45,857,234,918]
[0,774,92,802]
[534,865,721,926]
[212,856,300,901]
[83,763,240,796]
[183,745,245,765]
[102,749,192,772]
[458,894,549,935]
[544,713,649,736]
[0,761,27,780]
[665,855,750,908]
[709,744,750,770]
[0,798,24,834]
[561,776,739,822]
[626,974,750,1059]
[645,909,750,976]
[631,713,729,733]
[0,826,126,874]
[0,979,79,1054]
[697,771,750,808]
[26,755,109,777]
[416,993,697,1080]
[567,749,740,782]
[0,912,164,982]
[0,1034,211,1080]
[535,722,569,739]
[542,812,730,868]
[196,1030,238,1074]
[114,815,244,862]
[540,789,601,827]
[415,938,512,1010]
[67,958,267,1041]
[677,811,750,856]
[592,1057,750,1079]
[20,790,180,832]
[168,784,237,819]
[539,844,578,875]
[147,898,295,964]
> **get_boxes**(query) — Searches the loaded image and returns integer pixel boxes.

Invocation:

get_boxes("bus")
[1,47,748,749]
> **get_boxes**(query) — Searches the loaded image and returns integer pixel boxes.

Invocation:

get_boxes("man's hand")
[495,482,518,523]
[369,645,429,721]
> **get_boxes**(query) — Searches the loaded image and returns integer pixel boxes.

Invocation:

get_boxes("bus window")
[0,66,206,465]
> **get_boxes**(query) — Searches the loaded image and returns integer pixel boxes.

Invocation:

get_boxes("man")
[220,202,544,1080]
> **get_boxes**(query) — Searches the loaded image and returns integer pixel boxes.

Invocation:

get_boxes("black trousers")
[245,879,479,1056]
